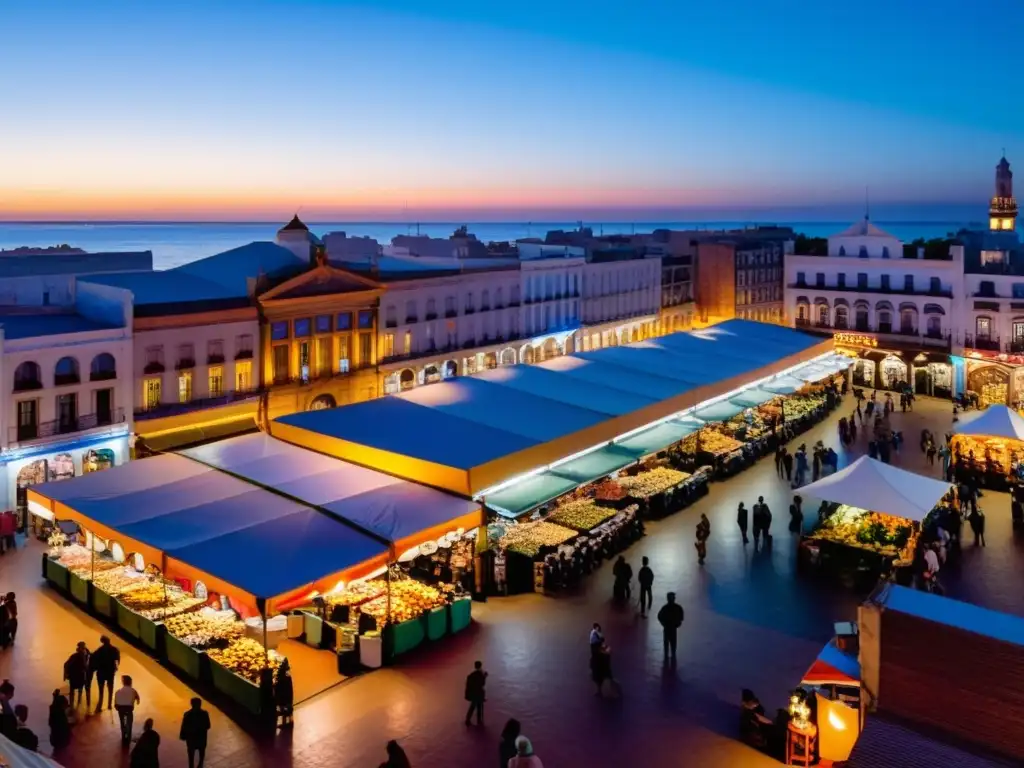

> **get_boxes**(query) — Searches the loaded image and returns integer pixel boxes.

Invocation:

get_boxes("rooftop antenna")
[864,186,870,221]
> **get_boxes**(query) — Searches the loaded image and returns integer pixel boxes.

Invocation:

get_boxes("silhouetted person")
[737,502,749,544]
[179,697,211,768]
[131,718,160,768]
[657,592,684,664]
[12,704,37,752]
[637,556,654,616]
[64,641,90,709]
[499,718,521,768]
[464,660,487,725]
[48,691,70,751]
[114,674,140,745]
[380,739,411,768]
[969,508,986,547]
[90,635,120,711]
[274,659,294,728]
[783,450,794,481]
[694,513,710,564]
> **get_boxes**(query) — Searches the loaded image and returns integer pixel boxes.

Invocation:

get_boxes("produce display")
[164,611,243,649]
[325,580,386,607]
[55,545,122,576]
[593,479,626,502]
[359,579,447,624]
[681,430,742,457]
[952,435,1023,475]
[548,499,616,532]
[499,521,576,558]
[812,505,916,557]
[92,568,148,595]
[207,637,282,683]
[117,582,206,620]
[782,394,825,421]
[617,467,689,499]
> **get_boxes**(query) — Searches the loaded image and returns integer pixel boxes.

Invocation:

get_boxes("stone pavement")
[0,394,1020,768]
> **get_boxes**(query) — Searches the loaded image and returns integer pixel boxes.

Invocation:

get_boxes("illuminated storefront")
[833,332,953,397]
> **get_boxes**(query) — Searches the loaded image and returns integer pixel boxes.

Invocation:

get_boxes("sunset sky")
[3,0,1023,221]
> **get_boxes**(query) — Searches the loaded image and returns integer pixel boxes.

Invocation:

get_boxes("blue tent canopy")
[692,400,747,423]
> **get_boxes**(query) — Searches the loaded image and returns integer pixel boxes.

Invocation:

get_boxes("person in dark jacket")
[130,718,160,768]
[464,660,487,725]
[657,592,684,664]
[637,557,654,617]
[0,681,17,740]
[968,508,986,547]
[737,502,749,545]
[48,689,70,751]
[274,660,294,728]
[379,739,411,768]
[499,718,521,768]
[180,697,211,768]
[89,635,120,712]
[782,450,794,482]
[64,641,90,709]
[694,514,710,565]
[3,593,17,646]
[774,445,785,477]
[12,705,38,752]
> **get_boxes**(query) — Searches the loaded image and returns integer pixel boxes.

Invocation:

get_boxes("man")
[180,697,211,768]
[656,592,684,664]
[113,674,140,744]
[774,445,785,478]
[737,502,749,545]
[90,635,120,711]
[464,660,487,726]
[782,450,794,482]
[637,557,654,617]
[694,514,710,565]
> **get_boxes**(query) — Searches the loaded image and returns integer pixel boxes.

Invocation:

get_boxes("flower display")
[499,521,576,558]
[359,580,447,624]
[815,505,915,555]
[325,580,386,607]
[617,467,688,499]
[118,582,206,619]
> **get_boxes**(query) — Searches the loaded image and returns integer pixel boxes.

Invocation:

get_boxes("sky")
[2,0,1023,221]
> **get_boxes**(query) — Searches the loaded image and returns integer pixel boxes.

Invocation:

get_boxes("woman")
[275,659,294,728]
[590,641,615,697]
[379,739,411,768]
[48,689,70,751]
[64,642,90,708]
[508,735,544,768]
[499,718,522,768]
[740,689,773,750]
[130,718,160,768]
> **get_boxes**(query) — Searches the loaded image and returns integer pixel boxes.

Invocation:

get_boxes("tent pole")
[259,599,268,666]
[90,530,95,581]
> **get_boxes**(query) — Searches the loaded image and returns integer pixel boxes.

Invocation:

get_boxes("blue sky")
[1,0,1021,219]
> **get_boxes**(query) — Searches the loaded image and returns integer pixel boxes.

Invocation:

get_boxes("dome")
[832,217,896,239]
[279,215,309,233]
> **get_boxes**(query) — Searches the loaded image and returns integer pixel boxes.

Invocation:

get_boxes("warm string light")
[789,692,811,729]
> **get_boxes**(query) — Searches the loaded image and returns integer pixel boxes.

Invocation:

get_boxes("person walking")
[694,513,710,565]
[794,445,808,487]
[760,498,773,547]
[508,736,544,768]
[849,417,858,443]
[379,739,412,768]
[274,659,294,728]
[179,697,210,768]
[968,508,987,547]
[782,450,794,483]
[130,718,160,768]
[589,623,604,655]
[464,660,487,726]
[637,557,654,617]
[789,499,803,533]
[499,719,522,768]
[737,502,749,545]
[812,448,821,482]
[64,642,90,709]
[47,690,70,752]
[3,593,17,646]
[657,592,684,665]
[589,641,616,697]
[114,675,140,745]
[774,445,785,477]
[90,635,120,712]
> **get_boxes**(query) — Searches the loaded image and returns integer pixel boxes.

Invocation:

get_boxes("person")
[793,445,808,487]
[849,417,858,443]
[114,674,140,745]
[782,450,794,482]
[499,719,522,768]
[812,448,821,482]
[90,635,120,711]
[694,513,710,565]
[736,502,749,545]
[774,445,785,477]
[590,641,615,696]
[180,697,210,768]
[0,512,15,554]
[968,507,986,547]
[740,689,773,750]
[789,499,803,533]
[464,660,487,725]
[589,622,604,655]
[0,681,16,740]
[923,542,941,590]
[3,593,17,645]
[274,659,294,728]
[508,735,544,768]
[131,718,160,768]
[48,690,70,751]
[12,704,38,752]
[64,641,90,709]
[637,557,654,617]
[611,556,628,602]
[657,592,684,664]
[379,739,411,768]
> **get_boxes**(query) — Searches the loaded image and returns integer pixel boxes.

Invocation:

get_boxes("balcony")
[135,391,261,421]
[384,319,397,329]
[11,408,125,444]
[464,307,475,315]
[234,349,253,361]
[268,362,375,389]
[207,354,225,365]
[1010,339,1024,354]
[175,358,195,371]
[90,369,117,382]
[787,283,953,299]
[965,335,1001,352]
[54,373,80,387]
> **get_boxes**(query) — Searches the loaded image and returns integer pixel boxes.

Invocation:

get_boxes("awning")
[549,445,637,484]
[483,474,580,519]
[763,375,807,394]
[613,418,702,457]
[139,417,258,453]
[692,400,746,422]
[730,387,778,408]
[954,404,1024,441]
[802,642,861,686]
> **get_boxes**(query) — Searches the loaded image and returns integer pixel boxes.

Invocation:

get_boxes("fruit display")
[207,637,281,683]
[359,579,447,624]
[499,521,576,558]
[952,435,1023,475]
[56,545,122,576]
[92,568,148,595]
[548,499,616,532]
[617,467,689,499]
[164,611,243,649]
[325,580,386,607]
[593,479,626,502]
[118,582,206,619]
[782,394,825,421]
[813,505,916,557]
[681,430,742,457]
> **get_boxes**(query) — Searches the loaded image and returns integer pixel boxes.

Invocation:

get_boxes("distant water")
[0,218,990,271]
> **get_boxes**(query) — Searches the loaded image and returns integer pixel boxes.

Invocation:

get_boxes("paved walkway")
[0,394,1019,768]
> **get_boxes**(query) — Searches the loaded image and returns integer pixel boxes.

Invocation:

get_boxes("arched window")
[838,246,846,256]
[855,306,869,331]
[900,309,916,334]
[796,305,807,321]
[834,306,849,329]
[13,361,41,392]
[926,316,941,337]
[818,304,829,326]
[90,353,116,381]
[54,356,80,386]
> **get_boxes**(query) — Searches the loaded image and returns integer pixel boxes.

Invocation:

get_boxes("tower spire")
[864,186,870,221]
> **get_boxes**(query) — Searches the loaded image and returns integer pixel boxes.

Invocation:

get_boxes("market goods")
[325,580,386,607]
[164,611,243,649]
[207,637,281,683]
[593,479,626,502]
[617,467,688,499]
[548,499,615,532]
[359,580,447,623]
[953,434,1024,475]
[681,430,742,456]
[814,505,915,556]
[92,568,148,595]
[783,395,825,420]
[499,521,576,558]
[56,545,122,576]
[117,582,206,619]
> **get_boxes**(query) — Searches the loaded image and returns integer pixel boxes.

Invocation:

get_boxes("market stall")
[953,404,1024,490]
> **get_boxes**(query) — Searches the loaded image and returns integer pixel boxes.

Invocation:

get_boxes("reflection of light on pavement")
[828,708,846,731]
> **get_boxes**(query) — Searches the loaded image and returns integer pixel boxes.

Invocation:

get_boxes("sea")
[0,215,994,271]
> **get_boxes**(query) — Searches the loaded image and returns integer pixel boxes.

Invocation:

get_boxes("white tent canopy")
[798,456,951,523]
[954,404,1024,441]
[0,734,63,767]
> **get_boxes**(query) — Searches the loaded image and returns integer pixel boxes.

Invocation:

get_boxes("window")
[979,280,996,297]
[927,316,942,337]
[881,275,890,290]
[235,361,252,392]
[316,315,332,334]
[404,331,412,355]
[857,273,868,289]
[56,393,77,432]
[426,298,437,318]
[737,271,746,287]
[208,366,224,397]
[837,274,846,288]
[818,305,828,325]
[930,277,941,293]
[294,318,311,338]
[17,400,37,441]
[858,246,868,258]
[900,310,915,334]
[359,332,372,365]
[904,275,914,292]
[405,300,417,323]
[271,322,289,341]
[338,337,350,373]
[54,356,80,386]
[384,305,397,327]
[273,345,289,383]
[90,353,117,381]
[1013,284,1024,300]
[357,310,373,329]
[336,312,352,331]
[855,308,869,330]
[494,288,503,309]
[815,272,825,287]
[878,311,892,332]
[511,286,520,305]
[146,346,164,366]
[144,377,162,409]
[839,246,846,256]
[481,290,490,311]
[316,337,331,375]
[465,292,475,312]
[178,371,192,403]
[298,341,310,382]
[882,246,891,259]
[834,306,849,329]
[207,340,224,364]
[796,271,806,286]
[382,333,395,359]
[977,316,992,338]
[236,334,253,358]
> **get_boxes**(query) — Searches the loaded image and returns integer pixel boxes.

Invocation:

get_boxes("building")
[784,217,965,396]
[0,279,134,531]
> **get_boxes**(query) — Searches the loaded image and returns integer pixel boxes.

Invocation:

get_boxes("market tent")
[181,433,482,553]
[484,474,580,519]
[798,456,951,522]
[0,733,64,767]
[730,387,779,408]
[692,400,746,423]
[763,375,807,395]
[646,332,787,366]
[954,404,1024,441]
[802,642,861,686]
[612,417,703,457]
[473,364,655,416]
[548,444,637,484]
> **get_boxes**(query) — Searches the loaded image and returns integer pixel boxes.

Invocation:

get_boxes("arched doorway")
[443,360,458,379]
[424,364,441,384]
[542,338,557,359]
[854,358,876,387]
[399,369,416,391]
[879,355,908,390]
[484,352,497,370]
[384,372,401,394]
[309,394,337,411]
[521,346,536,365]
[968,363,1011,407]
[499,348,516,366]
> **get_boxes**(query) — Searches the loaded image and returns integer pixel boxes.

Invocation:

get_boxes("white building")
[784,217,965,396]
[0,279,134,531]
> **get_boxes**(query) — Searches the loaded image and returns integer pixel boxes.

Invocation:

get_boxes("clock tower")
[990,155,1018,232]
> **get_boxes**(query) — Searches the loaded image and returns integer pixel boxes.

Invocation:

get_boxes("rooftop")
[80,270,245,306]
[175,241,306,296]
[833,217,898,239]
[279,215,309,233]
[0,312,122,340]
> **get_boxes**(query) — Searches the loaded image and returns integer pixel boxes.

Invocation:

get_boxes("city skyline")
[3,0,1023,221]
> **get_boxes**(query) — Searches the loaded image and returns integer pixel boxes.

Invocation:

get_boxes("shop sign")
[833,333,878,348]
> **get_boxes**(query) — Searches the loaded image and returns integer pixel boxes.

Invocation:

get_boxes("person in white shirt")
[114,675,140,744]
[589,623,604,654]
